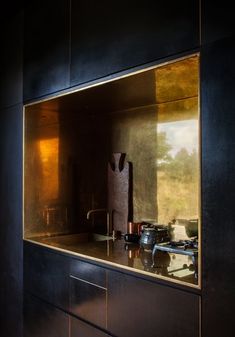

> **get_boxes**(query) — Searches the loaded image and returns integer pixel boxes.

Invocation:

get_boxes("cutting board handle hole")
[110,153,126,172]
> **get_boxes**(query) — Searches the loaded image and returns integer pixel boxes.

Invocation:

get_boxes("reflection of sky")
[158,120,198,157]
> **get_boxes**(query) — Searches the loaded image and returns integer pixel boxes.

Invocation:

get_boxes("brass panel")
[24,55,200,253]
[156,98,199,223]
[155,55,198,103]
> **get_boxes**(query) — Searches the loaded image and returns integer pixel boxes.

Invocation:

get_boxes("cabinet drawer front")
[70,316,108,337]
[70,276,107,329]
[70,258,106,288]
[24,293,69,337]
[108,270,200,337]
[24,242,69,310]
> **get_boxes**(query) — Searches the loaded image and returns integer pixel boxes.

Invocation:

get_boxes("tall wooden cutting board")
[108,153,131,234]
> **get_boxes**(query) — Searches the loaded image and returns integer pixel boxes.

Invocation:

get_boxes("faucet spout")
[86,208,107,220]
[86,208,111,236]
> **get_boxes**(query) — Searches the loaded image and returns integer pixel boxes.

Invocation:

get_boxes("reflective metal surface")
[36,233,113,245]
[26,236,198,286]
[24,54,200,286]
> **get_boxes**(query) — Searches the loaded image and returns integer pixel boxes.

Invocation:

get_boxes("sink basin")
[92,233,113,241]
[40,232,113,247]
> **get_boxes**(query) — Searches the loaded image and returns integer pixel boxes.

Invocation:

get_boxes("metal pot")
[140,225,157,250]
[140,223,169,250]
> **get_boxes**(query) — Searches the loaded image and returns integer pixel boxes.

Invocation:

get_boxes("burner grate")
[151,238,198,278]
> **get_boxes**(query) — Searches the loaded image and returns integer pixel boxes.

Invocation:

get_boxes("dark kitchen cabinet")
[24,242,70,310]
[24,243,108,328]
[201,0,235,45]
[70,316,109,337]
[107,270,200,337]
[23,0,70,101]
[24,242,200,337]
[70,276,107,329]
[24,243,110,336]
[24,293,69,337]
[70,259,107,329]
[70,0,199,86]
[70,259,107,288]
[24,293,108,337]
[201,36,235,337]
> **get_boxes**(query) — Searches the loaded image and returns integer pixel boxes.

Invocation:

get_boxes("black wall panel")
[201,0,235,45]
[0,103,23,337]
[201,36,235,337]
[0,12,23,109]
[0,10,23,337]
[23,0,70,101]
[70,0,199,86]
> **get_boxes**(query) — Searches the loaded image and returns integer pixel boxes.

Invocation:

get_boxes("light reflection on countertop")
[26,233,198,287]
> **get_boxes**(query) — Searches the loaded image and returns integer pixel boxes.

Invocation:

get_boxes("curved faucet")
[86,208,111,236]
[86,208,107,220]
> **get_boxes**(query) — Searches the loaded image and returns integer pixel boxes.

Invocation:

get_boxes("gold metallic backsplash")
[24,54,199,238]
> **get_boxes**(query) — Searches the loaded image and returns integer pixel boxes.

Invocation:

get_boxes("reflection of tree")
[157,131,198,223]
[157,131,172,162]
[157,132,198,181]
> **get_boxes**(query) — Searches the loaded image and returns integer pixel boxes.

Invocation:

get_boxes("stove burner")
[170,239,198,250]
[151,238,198,278]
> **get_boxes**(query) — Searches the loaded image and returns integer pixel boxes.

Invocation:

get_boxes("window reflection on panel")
[155,56,199,230]
[156,101,199,224]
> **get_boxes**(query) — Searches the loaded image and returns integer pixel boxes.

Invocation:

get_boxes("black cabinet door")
[0,12,23,110]
[201,0,235,45]
[70,316,108,337]
[24,242,69,310]
[201,37,235,337]
[69,260,107,329]
[23,0,70,101]
[70,0,199,86]
[107,271,199,337]
[0,103,23,337]
[70,258,107,288]
[24,293,69,337]
[70,276,107,329]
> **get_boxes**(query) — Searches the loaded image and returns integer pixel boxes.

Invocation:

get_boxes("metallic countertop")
[25,233,199,288]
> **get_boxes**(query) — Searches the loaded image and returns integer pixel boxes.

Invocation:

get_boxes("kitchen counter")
[25,233,199,288]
